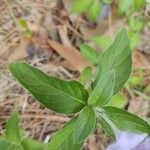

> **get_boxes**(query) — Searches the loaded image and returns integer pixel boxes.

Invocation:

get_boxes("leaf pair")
[93,29,132,95]
[87,29,131,108]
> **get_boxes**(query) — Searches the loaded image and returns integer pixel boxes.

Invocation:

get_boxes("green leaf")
[88,70,115,107]
[87,0,101,20]
[119,0,134,14]
[80,66,93,85]
[0,139,18,150]
[92,35,113,50]
[47,118,83,150]
[128,76,143,86]
[93,29,132,95]
[128,15,144,32]
[133,0,146,11]
[119,0,145,14]
[73,106,96,143]
[21,138,46,150]
[71,0,93,13]
[102,0,112,4]
[18,18,28,29]
[97,115,115,140]
[102,106,150,134]
[9,62,89,114]
[80,44,100,65]
[0,137,22,150]
[106,93,127,108]
[5,112,21,145]
[129,32,141,49]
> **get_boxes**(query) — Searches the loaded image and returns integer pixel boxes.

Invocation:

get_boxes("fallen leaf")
[47,39,92,71]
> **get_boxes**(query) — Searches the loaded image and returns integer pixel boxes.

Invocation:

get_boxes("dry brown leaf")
[133,49,149,68]
[47,39,92,72]
[128,97,149,116]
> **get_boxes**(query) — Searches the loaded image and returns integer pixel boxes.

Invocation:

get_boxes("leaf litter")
[0,0,150,150]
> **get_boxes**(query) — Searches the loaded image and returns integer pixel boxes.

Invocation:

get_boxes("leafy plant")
[18,18,32,38]
[72,0,147,49]
[118,0,147,48]
[118,0,146,15]
[9,29,150,150]
[71,0,112,20]
[92,35,113,50]
[0,113,46,150]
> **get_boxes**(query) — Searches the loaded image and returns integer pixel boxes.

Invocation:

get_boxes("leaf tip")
[9,62,27,73]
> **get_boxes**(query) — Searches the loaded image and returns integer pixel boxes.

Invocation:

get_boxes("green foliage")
[22,138,45,150]
[106,93,127,108]
[128,16,144,32]
[9,63,88,114]
[133,0,146,11]
[92,35,113,50]
[93,29,132,95]
[80,44,100,65]
[97,113,116,140]
[128,75,143,87]
[80,66,93,85]
[73,106,96,143]
[102,0,112,4]
[119,0,146,14]
[18,18,28,28]
[71,0,93,13]
[88,70,115,106]
[72,0,146,20]
[18,18,32,38]
[0,113,46,150]
[47,118,83,150]
[127,14,145,48]
[5,113,21,145]
[71,0,110,20]
[0,139,21,150]
[119,0,134,14]
[9,29,150,149]
[87,0,101,20]
[100,106,150,134]
[72,0,146,49]
[129,32,141,49]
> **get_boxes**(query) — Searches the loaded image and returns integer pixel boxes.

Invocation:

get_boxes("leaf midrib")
[13,70,86,105]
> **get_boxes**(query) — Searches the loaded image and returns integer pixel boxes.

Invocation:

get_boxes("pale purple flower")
[107,132,150,150]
